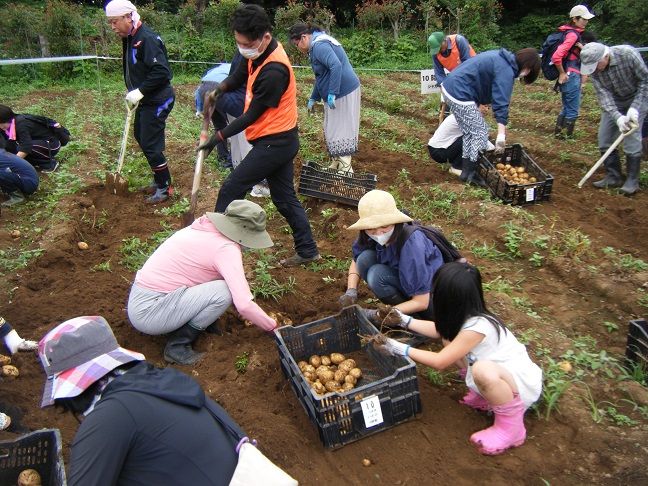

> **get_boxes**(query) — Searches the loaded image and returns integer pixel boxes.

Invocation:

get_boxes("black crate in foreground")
[275,305,421,450]
[626,319,648,370]
[297,161,377,206]
[478,144,554,206]
[0,429,67,486]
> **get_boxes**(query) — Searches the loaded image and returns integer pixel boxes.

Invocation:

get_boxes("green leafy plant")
[91,261,112,272]
[501,221,523,258]
[235,351,250,374]
[249,253,296,302]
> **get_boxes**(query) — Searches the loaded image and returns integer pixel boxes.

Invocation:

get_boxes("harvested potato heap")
[298,353,363,396]
[495,163,537,184]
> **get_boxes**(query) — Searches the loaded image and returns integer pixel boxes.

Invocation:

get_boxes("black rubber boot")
[164,324,205,365]
[554,115,565,139]
[459,157,471,182]
[464,158,487,187]
[592,150,624,189]
[619,154,641,196]
[563,118,577,138]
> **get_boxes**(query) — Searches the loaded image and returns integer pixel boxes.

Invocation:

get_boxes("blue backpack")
[540,29,581,81]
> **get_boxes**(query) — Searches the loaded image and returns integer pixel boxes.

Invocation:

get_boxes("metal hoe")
[106,100,138,196]
[577,123,638,188]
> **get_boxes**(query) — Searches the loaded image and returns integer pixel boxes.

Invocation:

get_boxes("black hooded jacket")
[68,362,242,486]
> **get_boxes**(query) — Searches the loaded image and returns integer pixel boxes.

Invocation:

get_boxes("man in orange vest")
[201,4,320,267]
[429,32,476,119]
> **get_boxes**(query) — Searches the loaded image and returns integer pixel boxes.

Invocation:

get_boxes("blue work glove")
[307,99,316,115]
[327,93,336,109]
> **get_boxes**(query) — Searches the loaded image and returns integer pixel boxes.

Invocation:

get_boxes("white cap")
[580,43,609,75]
[569,5,595,20]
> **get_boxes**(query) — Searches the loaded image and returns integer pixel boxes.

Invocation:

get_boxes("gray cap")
[580,42,608,75]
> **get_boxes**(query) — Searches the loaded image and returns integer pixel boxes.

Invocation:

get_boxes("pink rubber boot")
[459,389,491,411]
[470,395,526,455]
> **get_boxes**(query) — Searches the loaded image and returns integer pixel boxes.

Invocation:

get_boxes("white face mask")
[368,228,394,246]
[238,42,263,60]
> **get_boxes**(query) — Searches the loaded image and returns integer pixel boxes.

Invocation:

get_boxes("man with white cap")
[580,41,648,195]
[127,200,278,365]
[105,0,176,204]
[38,316,242,485]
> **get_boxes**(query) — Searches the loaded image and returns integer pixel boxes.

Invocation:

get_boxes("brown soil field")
[1,72,647,485]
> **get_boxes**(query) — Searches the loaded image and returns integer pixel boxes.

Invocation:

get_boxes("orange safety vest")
[244,41,297,141]
[436,35,476,73]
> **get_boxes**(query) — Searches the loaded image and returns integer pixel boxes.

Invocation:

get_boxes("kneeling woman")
[127,200,277,365]
[339,190,444,319]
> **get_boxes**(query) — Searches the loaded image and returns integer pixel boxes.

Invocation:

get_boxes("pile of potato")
[0,354,19,379]
[298,353,363,396]
[495,162,537,184]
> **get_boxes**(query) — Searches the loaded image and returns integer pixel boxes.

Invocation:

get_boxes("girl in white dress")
[375,262,542,455]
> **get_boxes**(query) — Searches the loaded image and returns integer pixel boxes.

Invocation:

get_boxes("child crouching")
[373,262,542,455]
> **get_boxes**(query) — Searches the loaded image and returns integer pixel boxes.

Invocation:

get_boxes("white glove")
[495,134,506,154]
[616,115,631,133]
[195,110,203,118]
[4,330,38,355]
[627,108,639,124]
[374,334,410,357]
[125,88,144,105]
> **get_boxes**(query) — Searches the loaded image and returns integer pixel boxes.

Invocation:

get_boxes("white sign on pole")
[420,69,440,94]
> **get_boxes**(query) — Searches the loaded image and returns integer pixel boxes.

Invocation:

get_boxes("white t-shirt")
[462,316,543,409]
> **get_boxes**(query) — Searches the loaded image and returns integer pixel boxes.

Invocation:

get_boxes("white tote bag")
[229,438,298,486]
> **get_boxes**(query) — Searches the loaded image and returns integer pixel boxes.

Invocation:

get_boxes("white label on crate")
[525,187,536,202]
[420,70,440,94]
[361,395,384,428]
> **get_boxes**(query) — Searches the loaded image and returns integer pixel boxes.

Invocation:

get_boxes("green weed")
[91,261,112,272]
[470,242,512,261]
[0,248,44,271]
[249,253,296,302]
[501,221,523,258]
[235,351,250,374]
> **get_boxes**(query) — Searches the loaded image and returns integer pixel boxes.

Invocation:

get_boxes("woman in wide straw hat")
[338,190,445,321]
[127,199,277,365]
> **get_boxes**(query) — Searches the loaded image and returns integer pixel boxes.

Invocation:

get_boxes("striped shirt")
[590,45,648,119]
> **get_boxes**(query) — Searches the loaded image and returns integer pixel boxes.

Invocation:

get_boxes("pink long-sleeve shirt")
[134,215,276,331]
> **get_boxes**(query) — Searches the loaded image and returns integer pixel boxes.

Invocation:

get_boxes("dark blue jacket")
[68,362,242,486]
[441,48,519,125]
[0,149,39,194]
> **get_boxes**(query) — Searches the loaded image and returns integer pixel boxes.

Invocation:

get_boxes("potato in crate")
[0,429,67,486]
[478,144,554,206]
[274,305,421,450]
[297,161,377,206]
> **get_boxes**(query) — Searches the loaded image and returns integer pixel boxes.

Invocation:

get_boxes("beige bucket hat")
[347,190,412,231]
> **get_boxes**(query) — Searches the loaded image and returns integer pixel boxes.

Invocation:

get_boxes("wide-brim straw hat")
[206,200,273,249]
[347,190,412,231]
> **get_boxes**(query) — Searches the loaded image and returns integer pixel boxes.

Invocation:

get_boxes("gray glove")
[360,307,380,325]
[339,288,358,309]
[376,304,412,329]
[373,334,410,357]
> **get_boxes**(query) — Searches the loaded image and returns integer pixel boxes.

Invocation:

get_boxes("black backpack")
[396,221,466,263]
[540,29,582,81]
[22,114,71,146]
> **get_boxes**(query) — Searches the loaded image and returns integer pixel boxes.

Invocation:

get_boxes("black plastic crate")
[297,161,377,206]
[274,305,421,450]
[478,144,554,206]
[626,319,648,370]
[0,429,66,486]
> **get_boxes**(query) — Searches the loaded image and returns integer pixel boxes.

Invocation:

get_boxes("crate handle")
[305,322,333,336]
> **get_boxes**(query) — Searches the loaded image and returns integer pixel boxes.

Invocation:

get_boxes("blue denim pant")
[356,249,434,319]
[559,72,581,119]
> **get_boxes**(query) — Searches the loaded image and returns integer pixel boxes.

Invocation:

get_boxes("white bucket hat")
[347,190,412,231]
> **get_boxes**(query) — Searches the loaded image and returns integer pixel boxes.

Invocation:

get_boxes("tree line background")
[0,0,646,80]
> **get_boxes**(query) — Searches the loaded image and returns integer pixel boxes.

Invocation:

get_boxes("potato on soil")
[18,469,42,486]
[11,229,21,238]
[0,354,11,366]
[77,241,89,250]
[330,352,345,365]
[2,364,19,378]
[350,368,362,379]
[309,355,321,367]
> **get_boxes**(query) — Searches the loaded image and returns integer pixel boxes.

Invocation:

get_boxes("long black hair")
[432,262,507,341]
[288,22,325,42]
